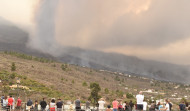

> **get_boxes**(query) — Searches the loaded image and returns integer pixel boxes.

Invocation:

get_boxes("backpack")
[27,100,33,106]
[180,104,186,110]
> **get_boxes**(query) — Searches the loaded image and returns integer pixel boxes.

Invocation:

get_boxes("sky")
[0,0,190,65]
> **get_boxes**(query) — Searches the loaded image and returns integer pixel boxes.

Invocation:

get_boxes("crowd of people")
[0,95,63,111]
[1,92,190,111]
[97,91,190,111]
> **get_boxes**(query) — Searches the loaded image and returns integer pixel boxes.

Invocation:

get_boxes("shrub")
[82,81,88,87]
[115,76,120,81]
[61,64,68,71]
[105,88,109,94]
[72,80,75,84]
[11,62,16,71]
[126,93,134,99]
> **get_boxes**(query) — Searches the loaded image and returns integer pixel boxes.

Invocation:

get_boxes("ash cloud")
[30,0,190,64]
[54,0,190,49]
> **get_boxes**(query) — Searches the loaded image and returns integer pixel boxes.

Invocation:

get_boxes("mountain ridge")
[0,18,189,84]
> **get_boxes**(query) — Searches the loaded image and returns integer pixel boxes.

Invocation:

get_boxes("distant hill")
[0,17,190,84]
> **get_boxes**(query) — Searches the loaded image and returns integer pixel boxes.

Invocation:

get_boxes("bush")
[10,73,16,79]
[105,88,109,94]
[126,93,134,99]
[82,81,88,87]
[116,90,124,97]
[11,62,16,71]
[61,64,68,71]
[72,80,75,84]
[115,76,120,81]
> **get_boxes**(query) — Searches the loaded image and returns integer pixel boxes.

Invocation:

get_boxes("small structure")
[10,84,29,90]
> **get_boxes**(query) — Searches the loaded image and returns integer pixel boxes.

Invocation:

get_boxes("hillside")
[0,51,190,106]
[1,20,190,84]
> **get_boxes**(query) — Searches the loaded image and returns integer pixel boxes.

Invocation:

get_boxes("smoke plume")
[30,0,190,64]
[30,0,60,55]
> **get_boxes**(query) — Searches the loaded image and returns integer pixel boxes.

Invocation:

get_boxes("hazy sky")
[0,0,36,28]
[0,0,190,65]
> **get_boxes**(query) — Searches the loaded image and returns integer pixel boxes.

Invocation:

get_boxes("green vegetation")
[82,81,88,87]
[104,88,109,94]
[61,64,68,71]
[4,51,53,63]
[52,64,56,67]
[11,62,16,71]
[116,90,124,97]
[88,82,101,106]
[72,80,75,84]
[115,75,120,81]
[126,92,134,99]
[0,70,62,98]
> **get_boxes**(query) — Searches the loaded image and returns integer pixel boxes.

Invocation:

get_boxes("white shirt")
[98,100,105,109]
[123,103,126,108]
[143,102,147,110]
[3,99,8,107]
[165,103,170,111]
[50,103,56,108]
[136,94,144,104]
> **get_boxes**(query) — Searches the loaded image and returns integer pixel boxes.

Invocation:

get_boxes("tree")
[11,62,16,71]
[88,82,101,106]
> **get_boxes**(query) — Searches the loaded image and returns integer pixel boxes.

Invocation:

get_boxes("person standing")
[75,98,81,111]
[149,102,156,111]
[56,99,63,111]
[16,97,22,111]
[3,96,8,110]
[40,98,47,111]
[86,100,90,110]
[8,96,14,110]
[49,99,56,111]
[1,95,4,107]
[124,102,130,111]
[12,96,15,110]
[34,100,38,111]
[136,91,144,111]
[112,99,119,111]
[129,100,134,111]
[179,101,186,111]
[165,99,170,111]
[168,99,172,111]
[27,98,33,111]
[143,101,147,111]
[98,98,106,111]
[118,101,123,111]
[106,105,112,111]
